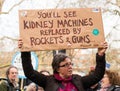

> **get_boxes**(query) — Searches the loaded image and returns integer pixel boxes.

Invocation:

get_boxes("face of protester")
[101,74,110,87]
[57,57,73,79]
[8,67,18,82]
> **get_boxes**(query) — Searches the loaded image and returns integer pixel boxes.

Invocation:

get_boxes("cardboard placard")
[19,8,105,51]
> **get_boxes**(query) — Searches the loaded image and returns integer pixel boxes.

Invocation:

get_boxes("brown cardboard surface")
[19,8,105,51]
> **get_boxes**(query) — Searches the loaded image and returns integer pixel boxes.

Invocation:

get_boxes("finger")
[103,42,108,48]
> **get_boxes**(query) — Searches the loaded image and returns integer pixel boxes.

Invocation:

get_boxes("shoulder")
[0,80,8,91]
[0,80,9,86]
[114,85,120,91]
[108,85,120,91]
[72,74,82,80]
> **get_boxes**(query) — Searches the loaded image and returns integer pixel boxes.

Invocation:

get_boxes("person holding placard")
[18,39,108,91]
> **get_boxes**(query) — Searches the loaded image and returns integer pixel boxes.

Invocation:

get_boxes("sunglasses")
[59,62,74,67]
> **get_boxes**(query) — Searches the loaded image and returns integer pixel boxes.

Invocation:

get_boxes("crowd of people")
[0,40,120,91]
[19,40,107,91]
[0,66,120,91]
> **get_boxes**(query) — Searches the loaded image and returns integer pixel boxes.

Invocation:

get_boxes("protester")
[98,70,120,91]
[0,66,21,91]
[18,39,108,91]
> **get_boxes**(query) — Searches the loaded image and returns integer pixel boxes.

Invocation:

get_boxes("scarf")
[54,74,78,91]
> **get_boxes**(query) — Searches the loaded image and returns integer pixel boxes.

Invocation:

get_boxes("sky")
[0,0,59,38]
[0,0,119,38]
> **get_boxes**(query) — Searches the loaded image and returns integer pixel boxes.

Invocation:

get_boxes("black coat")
[21,52,106,91]
[107,85,120,91]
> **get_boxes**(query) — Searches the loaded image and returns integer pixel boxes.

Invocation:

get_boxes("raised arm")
[81,41,108,88]
[18,39,47,87]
